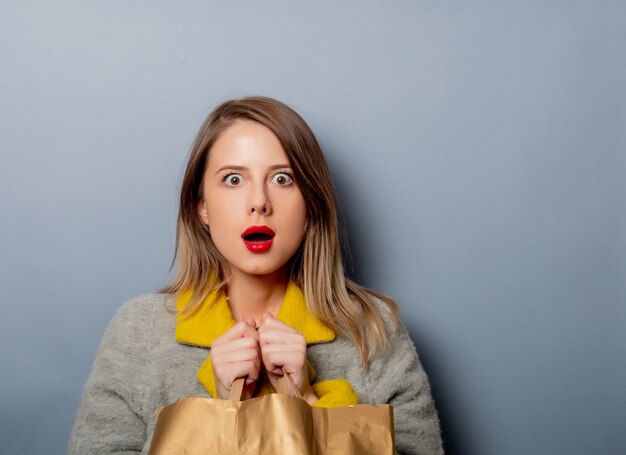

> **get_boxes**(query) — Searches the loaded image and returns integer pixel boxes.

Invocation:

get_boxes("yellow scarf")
[176,282,359,408]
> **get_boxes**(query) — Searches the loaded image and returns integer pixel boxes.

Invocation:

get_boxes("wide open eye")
[271,172,293,186]
[224,173,244,186]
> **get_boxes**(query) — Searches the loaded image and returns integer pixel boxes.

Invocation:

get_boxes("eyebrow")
[214,164,292,175]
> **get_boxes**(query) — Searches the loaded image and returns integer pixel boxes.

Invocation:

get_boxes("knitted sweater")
[69,293,443,454]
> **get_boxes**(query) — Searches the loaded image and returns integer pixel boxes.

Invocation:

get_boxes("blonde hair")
[162,96,399,367]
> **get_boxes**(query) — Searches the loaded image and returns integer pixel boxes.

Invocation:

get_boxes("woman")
[69,96,443,454]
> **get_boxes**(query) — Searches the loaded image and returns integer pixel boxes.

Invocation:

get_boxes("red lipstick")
[241,225,275,253]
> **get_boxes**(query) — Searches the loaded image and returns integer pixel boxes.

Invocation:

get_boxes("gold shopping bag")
[148,374,395,454]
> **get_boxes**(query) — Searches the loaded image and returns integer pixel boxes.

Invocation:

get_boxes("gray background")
[1,1,624,454]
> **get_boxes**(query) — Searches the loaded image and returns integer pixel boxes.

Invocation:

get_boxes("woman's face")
[198,120,307,279]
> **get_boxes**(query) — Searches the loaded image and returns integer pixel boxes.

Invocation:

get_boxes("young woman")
[69,97,443,454]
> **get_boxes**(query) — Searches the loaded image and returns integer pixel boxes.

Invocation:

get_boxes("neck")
[226,267,289,327]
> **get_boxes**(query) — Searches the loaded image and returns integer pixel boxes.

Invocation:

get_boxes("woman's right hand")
[209,318,260,400]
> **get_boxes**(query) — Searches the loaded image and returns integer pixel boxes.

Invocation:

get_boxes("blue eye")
[271,172,293,185]
[224,173,243,186]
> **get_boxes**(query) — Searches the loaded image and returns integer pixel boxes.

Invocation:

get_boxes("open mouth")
[242,232,274,242]
[241,226,275,253]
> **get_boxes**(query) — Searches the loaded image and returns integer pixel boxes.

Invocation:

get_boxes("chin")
[242,260,294,278]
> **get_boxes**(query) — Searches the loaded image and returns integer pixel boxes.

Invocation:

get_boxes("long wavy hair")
[162,96,398,367]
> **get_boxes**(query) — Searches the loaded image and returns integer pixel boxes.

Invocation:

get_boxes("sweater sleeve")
[365,303,444,455]
[68,300,151,454]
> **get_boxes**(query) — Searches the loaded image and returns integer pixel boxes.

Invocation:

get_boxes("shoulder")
[373,295,422,357]
[366,297,444,453]
[87,293,178,391]
[101,293,177,351]
[111,293,175,325]
[363,294,423,380]
[115,292,175,315]
[367,293,403,338]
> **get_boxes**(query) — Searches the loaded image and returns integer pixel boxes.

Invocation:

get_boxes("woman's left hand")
[257,312,318,404]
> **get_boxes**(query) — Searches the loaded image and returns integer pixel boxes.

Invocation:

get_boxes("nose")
[248,182,272,216]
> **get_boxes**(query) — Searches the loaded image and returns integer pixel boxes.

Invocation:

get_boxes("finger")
[258,316,299,334]
[212,348,259,365]
[261,342,306,359]
[261,345,306,374]
[222,360,261,385]
[259,329,305,347]
[211,338,261,371]
[212,358,261,383]
[263,354,305,388]
[213,321,259,345]
[243,317,257,328]
[211,337,259,356]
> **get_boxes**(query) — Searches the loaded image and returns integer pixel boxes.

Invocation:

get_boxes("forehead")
[207,120,288,168]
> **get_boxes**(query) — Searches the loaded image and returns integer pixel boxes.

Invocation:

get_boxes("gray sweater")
[69,294,443,454]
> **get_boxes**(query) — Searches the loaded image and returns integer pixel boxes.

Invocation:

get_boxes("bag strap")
[274,369,303,399]
[229,377,245,401]
[229,369,303,402]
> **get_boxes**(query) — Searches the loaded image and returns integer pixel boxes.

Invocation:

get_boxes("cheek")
[286,194,307,238]
[205,199,240,253]
[204,192,240,225]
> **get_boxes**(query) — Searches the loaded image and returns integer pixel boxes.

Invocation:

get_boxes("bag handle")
[275,370,303,399]
[229,369,303,402]
[229,377,246,401]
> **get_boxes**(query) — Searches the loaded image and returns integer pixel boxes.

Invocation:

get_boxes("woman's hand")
[210,318,260,400]
[257,312,318,404]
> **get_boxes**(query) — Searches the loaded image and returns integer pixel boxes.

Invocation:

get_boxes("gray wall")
[1,1,624,454]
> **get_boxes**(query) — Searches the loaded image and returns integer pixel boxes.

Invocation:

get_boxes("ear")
[197,199,210,225]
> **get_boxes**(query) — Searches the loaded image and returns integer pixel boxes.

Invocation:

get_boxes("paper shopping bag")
[148,374,394,454]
